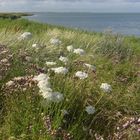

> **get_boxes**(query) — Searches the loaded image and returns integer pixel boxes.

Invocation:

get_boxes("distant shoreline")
[25,11,140,14]
[24,12,140,36]
[1,12,140,36]
[0,13,33,19]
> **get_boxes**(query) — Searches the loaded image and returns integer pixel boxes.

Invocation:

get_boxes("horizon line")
[1,11,140,14]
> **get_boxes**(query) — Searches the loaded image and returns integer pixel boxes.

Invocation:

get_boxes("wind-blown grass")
[0,18,140,140]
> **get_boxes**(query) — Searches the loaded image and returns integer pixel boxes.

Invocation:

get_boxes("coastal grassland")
[0,13,33,19]
[0,18,140,140]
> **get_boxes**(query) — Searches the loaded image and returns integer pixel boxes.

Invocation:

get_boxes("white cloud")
[0,0,140,12]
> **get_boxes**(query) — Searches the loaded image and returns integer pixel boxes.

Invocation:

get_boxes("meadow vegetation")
[0,18,140,140]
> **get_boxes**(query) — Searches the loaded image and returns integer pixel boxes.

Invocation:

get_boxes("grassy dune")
[0,18,140,140]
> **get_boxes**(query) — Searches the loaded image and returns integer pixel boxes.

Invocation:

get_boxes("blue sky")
[0,0,140,12]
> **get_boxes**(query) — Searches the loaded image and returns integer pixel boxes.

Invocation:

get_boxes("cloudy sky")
[0,0,140,12]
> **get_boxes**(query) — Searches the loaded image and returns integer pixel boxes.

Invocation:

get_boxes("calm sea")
[25,13,140,36]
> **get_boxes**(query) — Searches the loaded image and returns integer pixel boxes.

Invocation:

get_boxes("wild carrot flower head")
[19,32,32,40]
[75,71,88,79]
[52,92,64,103]
[67,45,74,52]
[59,56,68,64]
[34,73,64,103]
[73,48,85,55]
[41,91,64,103]
[85,106,95,114]
[37,80,51,92]
[41,90,54,100]
[50,38,61,45]
[51,67,68,74]
[100,83,112,93]
[33,73,50,82]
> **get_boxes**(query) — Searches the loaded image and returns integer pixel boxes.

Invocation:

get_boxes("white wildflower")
[41,91,54,100]
[34,73,63,103]
[19,32,32,40]
[41,91,63,103]
[52,92,64,103]
[40,88,52,94]
[33,73,50,82]
[45,61,56,66]
[50,38,61,45]
[73,48,85,55]
[84,63,96,71]
[37,80,51,92]
[34,74,51,93]
[100,83,112,93]
[67,45,74,52]
[51,67,68,74]
[59,56,68,64]
[85,106,95,115]
[75,71,88,79]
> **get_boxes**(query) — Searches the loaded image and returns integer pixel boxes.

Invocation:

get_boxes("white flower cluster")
[73,48,85,55]
[34,73,64,103]
[100,83,112,93]
[85,105,95,115]
[75,71,88,79]
[59,56,68,64]
[66,45,85,56]
[51,67,68,75]
[18,32,32,40]
[67,45,74,52]
[50,38,61,46]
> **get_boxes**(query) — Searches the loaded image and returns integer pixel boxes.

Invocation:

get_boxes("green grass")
[0,18,140,140]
